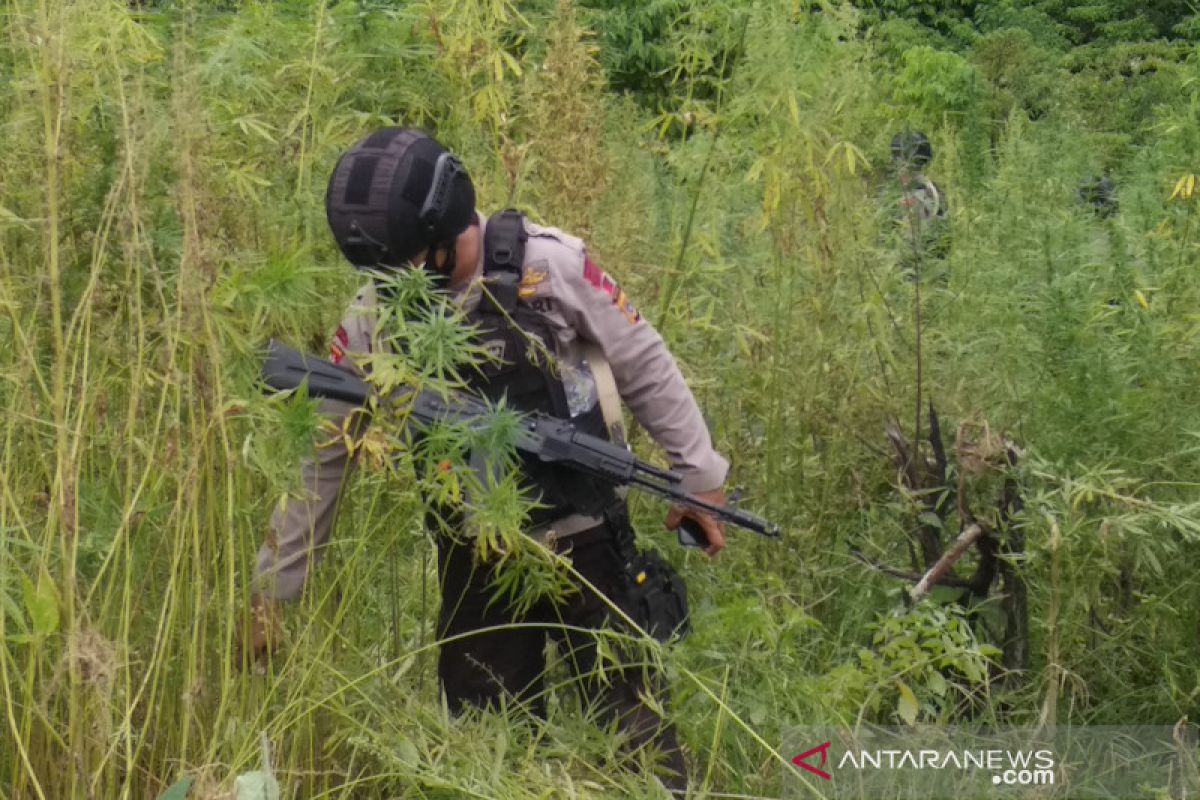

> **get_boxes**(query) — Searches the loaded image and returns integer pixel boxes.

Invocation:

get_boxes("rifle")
[260,340,782,544]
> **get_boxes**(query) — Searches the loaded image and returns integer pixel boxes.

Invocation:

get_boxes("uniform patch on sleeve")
[330,325,349,364]
[518,263,549,299]
[583,256,640,324]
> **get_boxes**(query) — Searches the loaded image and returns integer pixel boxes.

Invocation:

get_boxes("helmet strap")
[422,238,456,289]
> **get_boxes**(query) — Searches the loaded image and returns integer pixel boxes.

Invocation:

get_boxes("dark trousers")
[436,525,688,792]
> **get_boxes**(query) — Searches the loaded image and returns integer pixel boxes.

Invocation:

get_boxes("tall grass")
[2,0,1199,797]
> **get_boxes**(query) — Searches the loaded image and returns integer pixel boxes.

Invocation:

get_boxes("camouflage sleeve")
[252,284,377,601]
[554,249,729,493]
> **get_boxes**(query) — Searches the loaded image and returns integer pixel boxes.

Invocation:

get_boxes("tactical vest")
[465,211,614,525]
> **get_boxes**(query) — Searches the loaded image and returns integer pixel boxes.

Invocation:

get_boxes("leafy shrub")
[893,45,980,125]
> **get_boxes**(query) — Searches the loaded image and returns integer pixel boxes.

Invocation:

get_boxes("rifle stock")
[263,340,370,405]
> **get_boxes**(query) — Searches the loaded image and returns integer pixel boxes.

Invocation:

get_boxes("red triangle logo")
[792,741,832,780]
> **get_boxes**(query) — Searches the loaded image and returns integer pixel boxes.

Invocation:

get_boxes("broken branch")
[910,524,984,602]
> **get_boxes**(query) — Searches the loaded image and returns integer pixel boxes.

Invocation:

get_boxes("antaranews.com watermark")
[784,725,1199,799]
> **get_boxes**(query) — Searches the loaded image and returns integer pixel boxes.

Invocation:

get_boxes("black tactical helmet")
[891,131,933,170]
[325,128,476,269]
[1078,176,1118,218]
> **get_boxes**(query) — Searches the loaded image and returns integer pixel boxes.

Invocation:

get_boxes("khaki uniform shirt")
[255,213,729,600]
[899,175,947,224]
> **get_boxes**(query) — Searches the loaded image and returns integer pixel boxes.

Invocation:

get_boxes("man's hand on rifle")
[665,488,727,557]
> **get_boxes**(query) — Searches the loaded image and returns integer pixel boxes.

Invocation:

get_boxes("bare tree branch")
[850,548,977,590]
[910,524,984,602]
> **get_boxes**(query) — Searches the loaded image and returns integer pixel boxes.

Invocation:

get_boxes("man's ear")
[423,243,456,276]
[437,244,455,272]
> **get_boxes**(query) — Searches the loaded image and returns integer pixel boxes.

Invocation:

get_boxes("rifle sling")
[581,341,627,447]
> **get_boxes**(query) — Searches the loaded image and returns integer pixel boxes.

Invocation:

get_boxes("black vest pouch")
[621,550,691,642]
[604,504,690,643]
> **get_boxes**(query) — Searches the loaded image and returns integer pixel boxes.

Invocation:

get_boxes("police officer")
[245,128,731,792]
[891,130,950,265]
[1077,174,1136,310]
[1078,175,1118,218]
[1078,174,1120,273]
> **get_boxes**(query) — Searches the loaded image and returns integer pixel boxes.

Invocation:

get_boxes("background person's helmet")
[890,131,933,170]
[325,128,476,269]
[1078,175,1118,218]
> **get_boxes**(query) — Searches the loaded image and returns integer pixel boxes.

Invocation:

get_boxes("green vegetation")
[2,0,1199,797]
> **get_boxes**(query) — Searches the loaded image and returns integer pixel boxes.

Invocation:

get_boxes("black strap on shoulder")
[481,209,527,314]
[603,502,639,565]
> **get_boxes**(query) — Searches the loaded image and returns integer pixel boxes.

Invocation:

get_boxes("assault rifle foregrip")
[533,417,653,483]
[653,485,782,539]
[260,340,782,540]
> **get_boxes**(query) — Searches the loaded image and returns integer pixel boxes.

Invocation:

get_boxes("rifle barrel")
[629,475,781,539]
